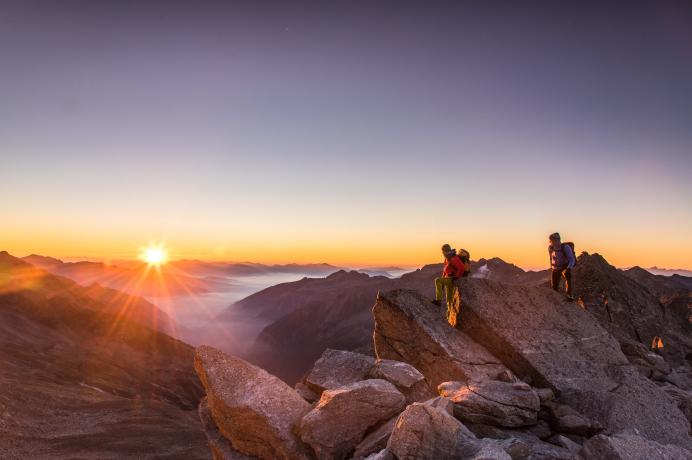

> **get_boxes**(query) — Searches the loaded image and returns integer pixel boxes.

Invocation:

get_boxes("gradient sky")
[1,1,691,268]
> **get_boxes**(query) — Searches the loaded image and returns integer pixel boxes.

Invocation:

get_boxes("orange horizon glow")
[3,234,691,271]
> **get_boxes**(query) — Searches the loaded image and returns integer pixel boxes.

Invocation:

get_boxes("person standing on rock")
[548,232,576,301]
[432,244,466,313]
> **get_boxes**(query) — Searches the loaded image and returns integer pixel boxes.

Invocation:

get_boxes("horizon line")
[10,251,692,273]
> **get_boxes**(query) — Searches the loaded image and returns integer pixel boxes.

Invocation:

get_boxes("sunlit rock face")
[459,277,692,449]
[372,289,508,388]
[300,379,405,460]
[194,345,315,460]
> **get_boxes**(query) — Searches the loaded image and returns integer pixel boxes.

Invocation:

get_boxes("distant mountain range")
[644,266,692,277]
[20,254,350,299]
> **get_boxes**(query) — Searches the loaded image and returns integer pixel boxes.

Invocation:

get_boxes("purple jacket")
[549,243,576,270]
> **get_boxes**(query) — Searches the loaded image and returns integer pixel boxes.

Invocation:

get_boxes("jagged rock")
[439,380,540,427]
[198,397,256,460]
[369,359,432,403]
[575,255,692,369]
[387,402,475,459]
[295,382,320,403]
[373,289,508,388]
[352,417,397,460]
[460,279,692,448]
[194,346,314,460]
[304,349,375,394]
[299,379,405,460]
[579,432,692,460]
[543,402,595,435]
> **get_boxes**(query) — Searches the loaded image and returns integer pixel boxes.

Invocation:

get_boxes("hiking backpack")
[562,242,577,266]
[457,248,471,277]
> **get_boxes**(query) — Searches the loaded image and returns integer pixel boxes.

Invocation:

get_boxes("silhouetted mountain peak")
[0,251,33,269]
[325,269,369,281]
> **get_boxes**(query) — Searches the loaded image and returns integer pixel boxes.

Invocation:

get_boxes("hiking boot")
[432,299,441,307]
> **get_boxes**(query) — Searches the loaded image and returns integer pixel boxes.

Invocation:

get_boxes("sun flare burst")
[140,244,168,266]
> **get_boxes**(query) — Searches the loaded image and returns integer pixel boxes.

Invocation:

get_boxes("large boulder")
[303,349,432,403]
[299,379,405,460]
[386,402,475,460]
[373,290,508,388]
[304,349,375,394]
[579,432,691,460]
[194,346,314,460]
[370,395,458,455]
[459,279,692,448]
[438,380,540,427]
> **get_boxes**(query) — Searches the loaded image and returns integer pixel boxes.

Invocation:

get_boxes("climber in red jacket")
[432,244,466,307]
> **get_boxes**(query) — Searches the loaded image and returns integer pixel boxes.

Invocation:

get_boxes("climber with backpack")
[548,232,577,301]
[433,244,470,328]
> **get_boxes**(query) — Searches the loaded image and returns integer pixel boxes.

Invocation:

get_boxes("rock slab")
[460,279,691,448]
[305,349,375,394]
[300,379,405,460]
[386,402,476,460]
[373,289,508,388]
[439,380,540,427]
[194,345,314,460]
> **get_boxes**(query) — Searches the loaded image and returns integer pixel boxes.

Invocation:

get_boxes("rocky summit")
[6,249,690,459]
[194,252,692,459]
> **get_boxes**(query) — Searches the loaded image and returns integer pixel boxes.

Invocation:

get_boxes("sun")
[140,245,168,266]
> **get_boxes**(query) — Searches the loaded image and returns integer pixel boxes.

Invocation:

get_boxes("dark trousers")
[551,268,572,296]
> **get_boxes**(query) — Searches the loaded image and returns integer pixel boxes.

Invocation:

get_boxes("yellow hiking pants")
[435,277,458,304]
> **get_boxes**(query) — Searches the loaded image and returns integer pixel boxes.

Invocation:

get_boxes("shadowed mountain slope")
[0,252,209,459]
